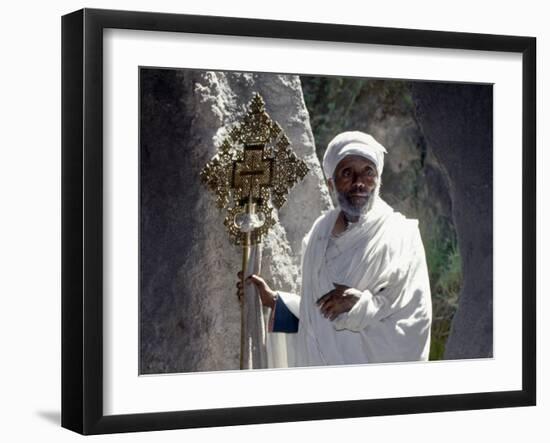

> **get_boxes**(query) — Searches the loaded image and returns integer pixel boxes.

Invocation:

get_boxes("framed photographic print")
[61,8,536,435]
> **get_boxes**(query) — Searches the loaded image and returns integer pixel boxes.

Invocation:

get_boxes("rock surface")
[140,68,331,374]
[412,82,493,359]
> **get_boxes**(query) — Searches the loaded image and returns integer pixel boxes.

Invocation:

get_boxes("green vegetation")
[424,222,461,360]
[301,76,414,161]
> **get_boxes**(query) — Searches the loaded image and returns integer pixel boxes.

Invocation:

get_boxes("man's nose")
[352,174,366,189]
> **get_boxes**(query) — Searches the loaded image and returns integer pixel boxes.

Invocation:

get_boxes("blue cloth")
[271,297,299,333]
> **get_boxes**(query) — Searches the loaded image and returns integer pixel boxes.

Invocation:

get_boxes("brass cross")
[201,93,309,246]
[232,144,273,205]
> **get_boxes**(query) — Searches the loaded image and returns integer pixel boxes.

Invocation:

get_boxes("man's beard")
[335,188,374,219]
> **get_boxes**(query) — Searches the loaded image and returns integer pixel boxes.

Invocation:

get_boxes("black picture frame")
[61,8,536,435]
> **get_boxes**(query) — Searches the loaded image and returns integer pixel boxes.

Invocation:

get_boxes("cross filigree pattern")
[200,93,309,245]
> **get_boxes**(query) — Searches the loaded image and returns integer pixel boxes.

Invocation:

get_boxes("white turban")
[322,131,387,180]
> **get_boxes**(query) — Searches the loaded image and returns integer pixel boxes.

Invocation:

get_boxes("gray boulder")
[412,82,493,359]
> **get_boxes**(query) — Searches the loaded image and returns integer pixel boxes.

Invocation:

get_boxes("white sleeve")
[332,289,387,331]
[277,291,301,318]
[332,224,431,333]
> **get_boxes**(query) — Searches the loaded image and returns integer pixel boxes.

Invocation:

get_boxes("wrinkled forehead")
[334,155,377,174]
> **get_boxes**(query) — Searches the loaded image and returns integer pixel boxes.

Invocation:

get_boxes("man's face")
[330,155,378,217]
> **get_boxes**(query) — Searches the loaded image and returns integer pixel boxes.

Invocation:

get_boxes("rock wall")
[412,82,493,359]
[139,68,331,374]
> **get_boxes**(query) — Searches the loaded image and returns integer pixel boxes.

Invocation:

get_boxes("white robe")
[277,197,432,366]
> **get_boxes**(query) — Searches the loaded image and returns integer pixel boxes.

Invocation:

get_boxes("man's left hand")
[316,284,361,321]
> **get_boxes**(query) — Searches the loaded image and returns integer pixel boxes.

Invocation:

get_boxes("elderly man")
[238,131,432,366]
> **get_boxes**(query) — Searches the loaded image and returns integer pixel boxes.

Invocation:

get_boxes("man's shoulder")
[311,208,339,231]
[389,212,419,233]
[302,209,338,247]
[381,211,423,254]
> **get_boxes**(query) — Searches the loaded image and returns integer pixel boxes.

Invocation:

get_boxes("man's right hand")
[236,271,277,309]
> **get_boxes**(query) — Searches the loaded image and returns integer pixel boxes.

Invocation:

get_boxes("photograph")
[139,67,493,374]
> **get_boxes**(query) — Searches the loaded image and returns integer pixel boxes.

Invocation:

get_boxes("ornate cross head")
[201,93,309,245]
